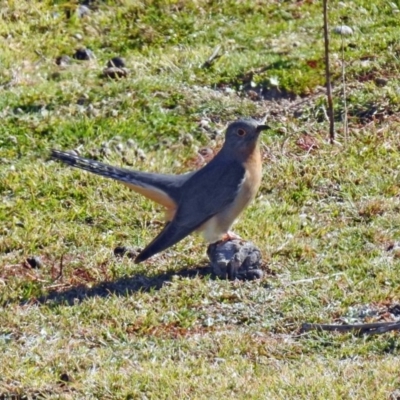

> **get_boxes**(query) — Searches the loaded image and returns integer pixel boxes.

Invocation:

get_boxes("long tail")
[50,150,185,209]
[51,149,146,186]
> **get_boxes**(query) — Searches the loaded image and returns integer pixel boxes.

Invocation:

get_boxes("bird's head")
[222,119,270,158]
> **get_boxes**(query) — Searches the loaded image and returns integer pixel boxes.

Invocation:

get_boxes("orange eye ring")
[237,128,246,136]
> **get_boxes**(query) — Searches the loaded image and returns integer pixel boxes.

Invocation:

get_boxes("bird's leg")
[220,231,242,241]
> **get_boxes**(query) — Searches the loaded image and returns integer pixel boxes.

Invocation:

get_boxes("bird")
[51,119,270,263]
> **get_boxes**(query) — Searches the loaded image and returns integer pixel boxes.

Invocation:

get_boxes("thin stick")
[287,272,344,285]
[323,0,335,144]
[52,253,65,282]
[302,321,400,335]
[341,35,349,141]
[201,45,222,69]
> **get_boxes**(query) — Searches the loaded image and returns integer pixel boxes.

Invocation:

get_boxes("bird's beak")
[256,124,271,133]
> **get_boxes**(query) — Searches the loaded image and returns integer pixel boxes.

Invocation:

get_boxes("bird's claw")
[220,231,243,242]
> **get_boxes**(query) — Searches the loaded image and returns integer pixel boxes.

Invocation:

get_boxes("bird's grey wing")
[135,159,246,263]
[51,150,194,208]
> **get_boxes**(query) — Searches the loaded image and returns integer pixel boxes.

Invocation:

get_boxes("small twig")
[0,69,19,89]
[323,0,335,144]
[34,50,48,66]
[45,283,71,290]
[52,253,65,282]
[341,35,349,141]
[34,49,47,59]
[201,45,223,69]
[302,321,400,335]
[287,272,344,285]
[321,104,330,122]
[261,112,269,125]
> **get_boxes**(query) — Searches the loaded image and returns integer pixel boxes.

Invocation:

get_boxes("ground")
[1,1,400,399]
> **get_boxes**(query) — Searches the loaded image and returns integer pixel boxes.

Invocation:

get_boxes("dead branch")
[301,321,400,335]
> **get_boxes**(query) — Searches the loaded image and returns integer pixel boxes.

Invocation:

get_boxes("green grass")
[1,0,400,398]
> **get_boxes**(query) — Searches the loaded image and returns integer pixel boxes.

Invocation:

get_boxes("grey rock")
[102,67,129,79]
[55,55,71,66]
[207,239,263,280]
[333,25,353,36]
[73,33,83,41]
[73,47,95,61]
[77,5,90,18]
[375,77,388,87]
[114,246,139,259]
[26,256,43,269]
[107,57,126,68]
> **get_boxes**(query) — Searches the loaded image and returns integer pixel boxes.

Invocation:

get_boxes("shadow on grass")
[33,264,213,306]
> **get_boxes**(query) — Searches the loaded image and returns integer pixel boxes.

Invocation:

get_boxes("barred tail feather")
[51,150,134,183]
[50,149,181,209]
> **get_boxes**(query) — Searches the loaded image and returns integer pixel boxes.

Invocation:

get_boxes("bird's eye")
[237,128,246,136]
